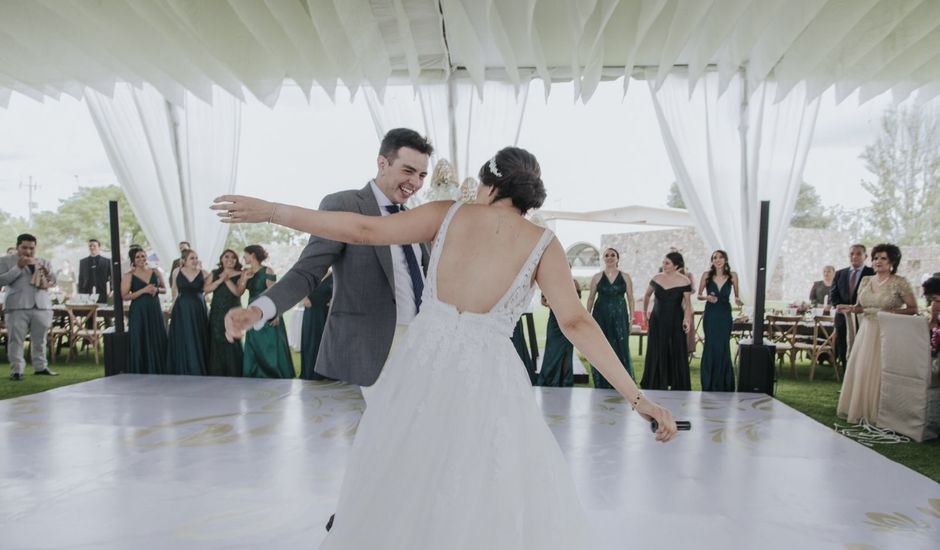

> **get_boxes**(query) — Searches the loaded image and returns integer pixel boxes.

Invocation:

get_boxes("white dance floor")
[2,375,938,550]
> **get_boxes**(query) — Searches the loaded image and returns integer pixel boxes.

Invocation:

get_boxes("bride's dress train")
[320,202,587,549]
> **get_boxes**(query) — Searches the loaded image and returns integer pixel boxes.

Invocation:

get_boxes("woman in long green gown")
[166,249,210,376]
[696,250,742,392]
[511,318,536,383]
[239,245,294,378]
[536,278,581,387]
[121,247,167,374]
[205,249,245,377]
[586,248,635,388]
[300,272,333,380]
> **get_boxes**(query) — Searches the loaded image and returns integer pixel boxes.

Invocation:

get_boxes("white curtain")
[363,76,529,181]
[649,70,819,300]
[85,84,240,273]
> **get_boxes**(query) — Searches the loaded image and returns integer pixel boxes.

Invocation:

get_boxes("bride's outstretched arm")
[212,195,452,246]
[536,239,678,442]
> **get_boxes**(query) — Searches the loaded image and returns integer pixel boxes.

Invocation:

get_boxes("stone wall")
[600,228,938,303]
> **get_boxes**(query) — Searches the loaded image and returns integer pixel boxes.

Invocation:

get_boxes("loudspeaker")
[103,332,129,377]
[738,343,776,395]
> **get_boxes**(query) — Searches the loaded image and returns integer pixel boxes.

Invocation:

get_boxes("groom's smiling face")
[376,146,429,204]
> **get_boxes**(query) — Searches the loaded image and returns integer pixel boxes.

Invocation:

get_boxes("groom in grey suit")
[1,233,58,380]
[231,128,433,391]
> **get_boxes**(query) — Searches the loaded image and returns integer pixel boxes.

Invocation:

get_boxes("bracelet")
[630,392,645,411]
[267,204,278,224]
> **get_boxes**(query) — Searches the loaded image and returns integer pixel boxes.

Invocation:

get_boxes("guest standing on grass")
[300,272,334,381]
[586,248,635,387]
[122,246,167,375]
[641,252,693,391]
[536,277,582,387]
[166,249,210,376]
[239,245,294,378]
[205,249,245,377]
[1,233,58,381]
[697,250,742,392]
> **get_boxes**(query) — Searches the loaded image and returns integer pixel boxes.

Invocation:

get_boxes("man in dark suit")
[830,244,874,367]
[225,128,432,393]
[77,238,110,303]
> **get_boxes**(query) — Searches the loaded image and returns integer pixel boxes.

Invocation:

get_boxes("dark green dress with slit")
[590,273,634,388]
[537,280,581,387]
[166,271,209,376]
[701,278,734,391]
[207,273,244,377]
[243,267,295,378]
[300,274,333,381]
[127,271,167,374]
[512,318,536,384]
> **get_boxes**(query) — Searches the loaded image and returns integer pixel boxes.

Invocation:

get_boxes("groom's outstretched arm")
[255,193,347,320]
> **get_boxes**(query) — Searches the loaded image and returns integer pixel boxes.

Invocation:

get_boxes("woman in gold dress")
[836,243,917,424]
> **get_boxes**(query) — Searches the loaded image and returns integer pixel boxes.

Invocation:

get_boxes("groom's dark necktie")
[384,205,423,313]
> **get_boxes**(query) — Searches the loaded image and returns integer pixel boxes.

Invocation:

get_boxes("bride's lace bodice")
[421,201,554,337]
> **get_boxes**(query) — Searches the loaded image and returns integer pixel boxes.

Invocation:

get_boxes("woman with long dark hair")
[121,246,167,374]
[641,252,693,390]
[166,249,210,376]
[696,250,742,391]
[205,249,245,377]
[239,244,294,378]
[586,247,635,386]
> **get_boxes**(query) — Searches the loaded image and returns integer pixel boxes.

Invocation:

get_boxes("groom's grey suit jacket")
[260,183,430,386]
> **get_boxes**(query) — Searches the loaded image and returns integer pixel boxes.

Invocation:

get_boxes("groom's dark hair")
[379,128,434,161]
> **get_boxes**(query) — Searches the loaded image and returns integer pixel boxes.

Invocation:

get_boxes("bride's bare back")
[434,204,547,314]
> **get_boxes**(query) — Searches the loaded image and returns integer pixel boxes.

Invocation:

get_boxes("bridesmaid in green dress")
[239,245,294,378]
[205,249,245,377]
[696,250,743,392]
[166,249,210,376]
[536,278,581,387]
[300,272,333,380]
[121,247,167,374]
[586,248,635,387]
[641,252,693,390]
[511,318,536,383]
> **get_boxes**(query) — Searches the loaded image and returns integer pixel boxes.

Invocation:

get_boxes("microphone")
[650,419,691,432]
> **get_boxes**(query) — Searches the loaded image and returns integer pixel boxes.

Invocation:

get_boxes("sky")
[0,79,893,247]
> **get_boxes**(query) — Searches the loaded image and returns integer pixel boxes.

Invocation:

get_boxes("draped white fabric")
[364,78,528,181]
[649,71,819,300]
[85,84,240,271]
[5,1,939,106]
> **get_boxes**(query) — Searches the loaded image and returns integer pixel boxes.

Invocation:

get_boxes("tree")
[30,185,148,250]
[666,182,685,209]
[0,210,27,251]
[860,107,940,245]
[790,182,831,228]
[224,223,306,252]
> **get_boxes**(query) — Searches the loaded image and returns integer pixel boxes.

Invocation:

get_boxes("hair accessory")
[488,157,503,178]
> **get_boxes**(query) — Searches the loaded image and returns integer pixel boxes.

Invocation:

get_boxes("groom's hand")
[224,306,264,342]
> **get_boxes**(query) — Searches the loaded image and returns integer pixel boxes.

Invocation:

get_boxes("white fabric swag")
[649,70,819,300]
[85,84,241,274]
[364,78,528,186]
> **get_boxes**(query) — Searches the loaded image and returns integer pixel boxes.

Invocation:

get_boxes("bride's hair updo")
[478,147,547,214]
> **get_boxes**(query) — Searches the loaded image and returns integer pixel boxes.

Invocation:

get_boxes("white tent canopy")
[2,0,940,108]
[539,205,693,227]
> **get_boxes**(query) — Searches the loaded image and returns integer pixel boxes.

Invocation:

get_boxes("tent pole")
[447,75,459,177]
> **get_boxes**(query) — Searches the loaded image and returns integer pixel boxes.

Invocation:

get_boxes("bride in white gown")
[214,147,678,549]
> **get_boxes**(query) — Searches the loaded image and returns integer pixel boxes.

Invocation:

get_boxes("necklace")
[873,274,891,287]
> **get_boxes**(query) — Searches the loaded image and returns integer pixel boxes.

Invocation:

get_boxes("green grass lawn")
[2,313,939,483]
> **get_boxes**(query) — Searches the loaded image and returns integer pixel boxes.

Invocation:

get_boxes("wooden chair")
[47,308,75,364]
[765,315,802,378]
[794,316,838,381]
[70,305,101,364]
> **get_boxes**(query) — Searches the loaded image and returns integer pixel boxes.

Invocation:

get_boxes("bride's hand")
[635,398,678,442]
[212,195,276,224]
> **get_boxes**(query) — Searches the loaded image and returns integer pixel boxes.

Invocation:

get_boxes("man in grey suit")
[1,233,58,380]
[226,128,433,393]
